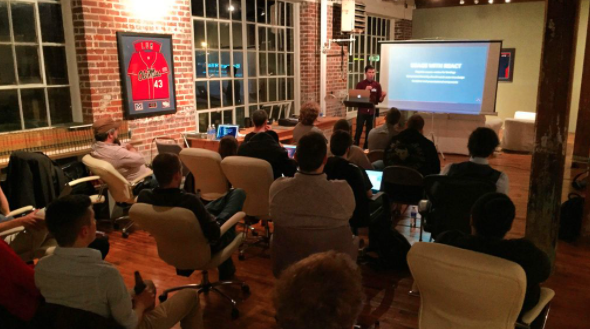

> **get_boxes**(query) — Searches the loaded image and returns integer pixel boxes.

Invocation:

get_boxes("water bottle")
[206,125,214,140]
[410,206,417,228]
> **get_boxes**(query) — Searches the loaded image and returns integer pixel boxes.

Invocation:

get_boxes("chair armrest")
[220,211,245,236]
[418,200,431,215]
[371,191,385,202]
[68,176,100,187]
[130,170,154,187]
[518,287,555,325]
[0,226,25,238]
[7,206,34,217]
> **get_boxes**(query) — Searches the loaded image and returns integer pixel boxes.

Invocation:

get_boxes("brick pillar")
[395,19,413,40]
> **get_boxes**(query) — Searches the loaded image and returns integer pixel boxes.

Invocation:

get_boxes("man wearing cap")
[91,117,152,183]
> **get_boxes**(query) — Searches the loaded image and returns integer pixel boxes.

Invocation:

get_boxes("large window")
[0,0,78,132]
[192,0,296,132]
[347,16,390,114]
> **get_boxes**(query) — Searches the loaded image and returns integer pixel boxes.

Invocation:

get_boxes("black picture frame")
[499,48,516,82]
[117,32,177,119]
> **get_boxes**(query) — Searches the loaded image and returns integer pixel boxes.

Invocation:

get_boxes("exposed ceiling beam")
[414,0,542,9]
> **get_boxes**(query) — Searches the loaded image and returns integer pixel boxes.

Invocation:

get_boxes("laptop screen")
[366,170,383,193]
[216,125,239,140]
[283,144,296,159]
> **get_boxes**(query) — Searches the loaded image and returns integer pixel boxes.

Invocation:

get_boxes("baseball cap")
[92,117,122,134]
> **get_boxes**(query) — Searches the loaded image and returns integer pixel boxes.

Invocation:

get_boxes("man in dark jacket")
[238,131,297,180]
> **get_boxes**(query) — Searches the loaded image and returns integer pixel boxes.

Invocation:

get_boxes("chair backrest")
[424,175,496,238]
[82,155,134,204]
[180,148,229,201]
[408,242,526,329]
[129,204,211,269]
[156,139,189,176]
[381,165,424,205]
[35,302,125,329]
[221,156,273,219]
[367,149,384,163]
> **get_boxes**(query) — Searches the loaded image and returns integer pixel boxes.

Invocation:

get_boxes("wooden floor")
[104,134,590,329]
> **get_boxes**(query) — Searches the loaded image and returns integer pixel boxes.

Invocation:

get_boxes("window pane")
[222,80,233,107]
[16,46,41,84]
[208,51,219,76]
[236,106,245,127]
[39,3,65,43]
[257,0,266,23]
[287,77,294,100]
[269,78,277,102]
[193,21,205,48]
[248,79,258,103]
[267,27,276,51]
[267,1,276,25]
[277,28,284,51]
[277,53,284,76]
[271,105,280,121]
[287,53,294,76]
[195,81,208,109]
[206,22,219,49]
[219,0,231,19]
[286,3,293,27]
[220,23,230,49]
[220,51,230,77]
[223,109,232,124]
[246,1,256,22]
[259,52,267,76]
[211,111,222,127]
[21,88,48,129]
[278,78,285,101]
[0,3,9,42]
[0,46,16,85]
[43,46,68,85]
[259,78,267,102]
[234,79,243,105]
[233,52,243,77]
[268,53,276,76]
[258,26,266,51]
[232,23,243,50]
[246,24,256,49]
[205,0,217,18]
[47,87,72,125]
[12,3,36,42]
[209,80,221,108]
[247,51,256,77]
[286,28,293,52]
[0,90,20,132]
[198,112,208,131]
[192,0,204,16]
[231,0,242,21]
[278,1,284,26]
[195,51,206,78]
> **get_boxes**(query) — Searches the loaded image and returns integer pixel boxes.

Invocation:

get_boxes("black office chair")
[419,175,496,240]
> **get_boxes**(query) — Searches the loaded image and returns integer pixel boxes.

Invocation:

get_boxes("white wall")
[412,1,589,132]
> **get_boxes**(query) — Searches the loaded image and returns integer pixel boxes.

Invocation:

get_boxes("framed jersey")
[117,32,177,119]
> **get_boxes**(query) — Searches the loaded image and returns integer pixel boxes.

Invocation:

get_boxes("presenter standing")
[354,65,386,149]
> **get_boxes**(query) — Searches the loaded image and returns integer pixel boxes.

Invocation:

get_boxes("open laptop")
[366,170,383,193]
[348,89,371,102]
[283,144,296,159]
[215,124,239,140]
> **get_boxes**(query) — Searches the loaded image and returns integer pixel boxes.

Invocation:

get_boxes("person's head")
[365,65,375,81]
[330,130,352,157]
[406,114,425,132]
[152,153,183,188]
[299,102,320,126]
[333,119,352,134]
[93,117,121,143]
[386,107,401,127]
[273,251,364,329]
[471,193,516,239]
[218,135,238,159]
[46,195,95,248]
[468,127,500,158]
[251,110,269,129]
[295,132,328,173]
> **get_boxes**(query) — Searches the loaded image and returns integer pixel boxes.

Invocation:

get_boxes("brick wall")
[394,19,413,40]
[325,5,348,118]
[71,0,196,160]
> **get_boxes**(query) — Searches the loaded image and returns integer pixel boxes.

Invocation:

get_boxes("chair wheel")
[158,294,167,302]
[231,308,239,319]
[238,253,245,261]
[122,231,129,238]
[241,284,250,294]
[252,230,258,236]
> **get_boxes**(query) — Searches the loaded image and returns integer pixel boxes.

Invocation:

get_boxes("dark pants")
[205,188,246,279]
[354,112,375,149]
[350,193,391,250]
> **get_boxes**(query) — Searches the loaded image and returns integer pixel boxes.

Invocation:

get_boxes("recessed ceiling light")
[489,0,494,3]
[460,0,465,4]
[228,5,235,12]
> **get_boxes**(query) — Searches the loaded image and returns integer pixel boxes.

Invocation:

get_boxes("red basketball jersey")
[127,40,170,101]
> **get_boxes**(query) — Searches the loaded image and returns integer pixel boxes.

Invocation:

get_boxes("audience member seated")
[368,107,401,152]
[138,153,245,280]
[35,195,203,329]
[90,117,156,189]
[244,109,272,142]
[441,127,508,194]
[437,193,550,315]
[324,130,388,250]
[270,132,357,273]
[238,110,297,180]
[333,119,373,170]
[218,135,238,159]
[382,114,440,176]
[273,251,363,329]
[292,102,323,143]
